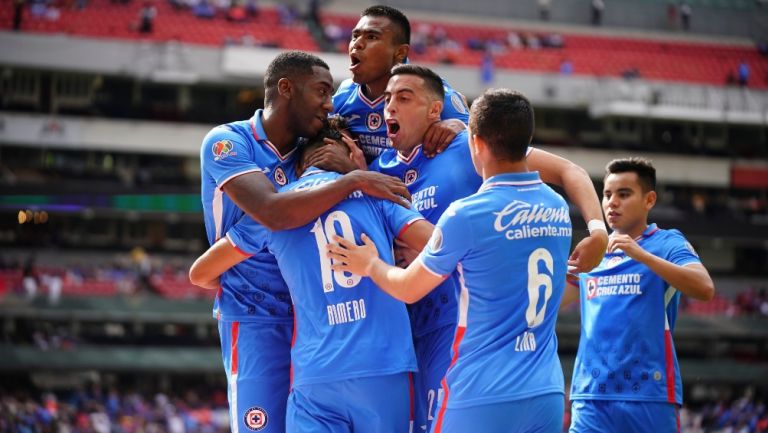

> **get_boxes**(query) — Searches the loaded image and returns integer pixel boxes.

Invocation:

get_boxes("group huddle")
[188,5,715,433]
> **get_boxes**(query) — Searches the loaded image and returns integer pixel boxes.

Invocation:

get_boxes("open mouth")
[349,54,362,70]
[386,119,400,138]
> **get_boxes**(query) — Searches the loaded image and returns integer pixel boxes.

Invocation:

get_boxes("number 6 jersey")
[226,168,423,387]
[418,171,572,409]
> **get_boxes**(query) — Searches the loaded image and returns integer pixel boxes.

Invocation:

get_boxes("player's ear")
[428,100,443,121]
[394,44,410,65]
[644,190,657,210]
[277,77,293,99]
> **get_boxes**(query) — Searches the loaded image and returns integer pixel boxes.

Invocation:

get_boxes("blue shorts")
[413,324,454,433]
[432,392,564,433]
[219,320,292,433]
[569,400,680,433]
[287,373,411,433]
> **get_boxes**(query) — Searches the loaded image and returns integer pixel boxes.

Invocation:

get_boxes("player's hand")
[394,238,419,268]
[347,170,412,208]
[607,234,649,262]
[303,141,359,174]
[567,231,608,273]
[422,119,466,158]
[339,133,367,171]
[327,233,379,276]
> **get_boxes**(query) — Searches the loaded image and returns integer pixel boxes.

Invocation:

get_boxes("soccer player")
[565,158,715,433]
[332,5,469,162]
[199,51,410,433]
[191,118,434,433]
[370,64,608,433]
[328,89,574,433]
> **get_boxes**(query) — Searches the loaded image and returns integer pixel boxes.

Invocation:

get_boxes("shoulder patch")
[450,93,468,115]
[212,139,236,161]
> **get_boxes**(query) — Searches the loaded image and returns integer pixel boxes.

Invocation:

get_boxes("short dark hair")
[469,89,534,161]
[390,64,445,101]
[264,51,329,90]
[361,5,410,45]
[305,115,349,149]
[605,157,656,192]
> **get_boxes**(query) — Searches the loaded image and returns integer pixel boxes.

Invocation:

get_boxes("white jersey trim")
[356,85,385,108]
[457,263,469,327]
[218,168,264,191]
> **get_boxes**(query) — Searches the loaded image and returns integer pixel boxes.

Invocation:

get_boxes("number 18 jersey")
[418,172,572,409]
[227,169,422,387]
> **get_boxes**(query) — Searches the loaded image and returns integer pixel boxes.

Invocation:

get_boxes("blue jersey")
[419,172,572,409]
[570,224,701,406]
[370,130,480,337]
[332,78,470,161]
[200,109,296,323]
[227,169,422,387]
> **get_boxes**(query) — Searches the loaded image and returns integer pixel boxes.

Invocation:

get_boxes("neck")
[480,159,529,181]
[261,106,297,156]
[363,76,390,101]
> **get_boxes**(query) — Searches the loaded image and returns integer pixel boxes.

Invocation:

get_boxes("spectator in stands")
[680,2,692,31]
[13,0,24,31]
[560,58,574,75]
[244,0,259,17]
[193,0,216,19]
[138,2,157,33]
[591,0,604,26]
[538,0,551,21]
[22,255,39,301]
[738,60,750,87]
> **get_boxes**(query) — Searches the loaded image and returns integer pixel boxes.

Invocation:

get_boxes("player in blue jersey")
[330,5,468,162]
[191,117,434,433]
[563,157,715,433]
[369,64,609,433]
[329,89,575,433]
[197,51,411,433]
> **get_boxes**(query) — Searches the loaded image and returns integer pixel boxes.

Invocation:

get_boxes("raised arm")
[224,169,411,231]
[527,148,608,272]
[328,233,444,304]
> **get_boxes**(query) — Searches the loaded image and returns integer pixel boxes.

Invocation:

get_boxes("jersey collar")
[396,145,422,164]
[636,223,659,241]
[299,166,327,179]
[250,109,297,162]
[479,171,543,192]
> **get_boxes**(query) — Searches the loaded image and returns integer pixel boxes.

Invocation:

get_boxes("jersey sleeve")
[418,202,472,277]
[664,230,702,267]
[378,199,425,240]
[225,215,270,256]
[201,126,263,189]
[441,81,470,124]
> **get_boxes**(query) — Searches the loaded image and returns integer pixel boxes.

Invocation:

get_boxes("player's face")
[290,66,334,138]
[384,74,438,153]
[349,15,406,86]
[602,172,655,234]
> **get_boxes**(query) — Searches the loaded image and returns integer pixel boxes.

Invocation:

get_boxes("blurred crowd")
[0,386,229,433]
[3,385,767,433]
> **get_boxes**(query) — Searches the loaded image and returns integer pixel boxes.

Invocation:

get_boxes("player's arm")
[422,119,466,157]
[560,274,581,309]
[189,238,248,290]
[608,234,715,301]
[527,148,608,272]
[224,169,410,231]
[328,233,444,304]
